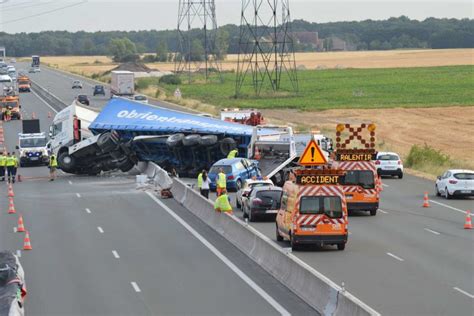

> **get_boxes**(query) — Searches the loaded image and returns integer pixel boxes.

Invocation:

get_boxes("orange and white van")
[276,168,348,250]
[335,151,380,216]
[18,76,31,92]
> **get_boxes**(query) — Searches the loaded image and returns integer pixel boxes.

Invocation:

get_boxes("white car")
[375,151,403,178]
[435,169,474,199]
[236,178,274,208]
[133,94,148,104]
[72,80,83,89]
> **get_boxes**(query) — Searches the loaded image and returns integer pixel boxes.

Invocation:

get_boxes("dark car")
[77,94,90,106]
[93,85,105,96]
[243,186,282,222]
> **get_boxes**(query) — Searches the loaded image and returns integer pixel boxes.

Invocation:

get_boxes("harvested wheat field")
[264,106,474,167]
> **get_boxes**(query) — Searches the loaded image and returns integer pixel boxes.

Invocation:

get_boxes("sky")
[0,0,472,34]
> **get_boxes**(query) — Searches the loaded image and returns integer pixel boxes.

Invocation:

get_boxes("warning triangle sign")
[298,139,328,166]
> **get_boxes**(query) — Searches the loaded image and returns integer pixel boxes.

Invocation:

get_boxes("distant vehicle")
[221,108,264,126]
[435,169,474,199]
[93,85,105,96]
[242,186,282,222]
[17,132,50,167]
[18,76,31,92]
[0,251,26,316]
[133,94,148,104]
[0,74,13,95]
[28,67,35,73]
[375,151,403,178]
[9,58,16,63]
[76,94,89,106]
[33,67,41,73]
[208,158,260,191]
[236,178,274,208]
[110,71,134,98]
[31,55,40,68]
[72,80,83,89]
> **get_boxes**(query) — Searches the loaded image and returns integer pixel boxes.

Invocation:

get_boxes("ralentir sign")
[297,175,343,185]
[337,153,376,161]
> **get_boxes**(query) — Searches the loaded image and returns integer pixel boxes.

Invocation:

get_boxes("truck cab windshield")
[343,170,375,189]
[20,138,47,148]
[299,196,343,218]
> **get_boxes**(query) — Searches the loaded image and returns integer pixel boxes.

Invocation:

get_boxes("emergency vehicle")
[17,76,31,92]
[0,95,21,120]
[276,139,348,251]
[333,123,380,216]
[220,108,264,126]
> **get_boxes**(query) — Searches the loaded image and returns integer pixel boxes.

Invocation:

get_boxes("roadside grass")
[153,66,474,110]
[405,144,474,177]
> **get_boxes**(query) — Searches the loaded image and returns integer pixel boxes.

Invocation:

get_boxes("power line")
[1,1,87,25]
[2,1,58,12]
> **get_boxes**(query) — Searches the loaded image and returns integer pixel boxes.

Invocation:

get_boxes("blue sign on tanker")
[89,98,255,135]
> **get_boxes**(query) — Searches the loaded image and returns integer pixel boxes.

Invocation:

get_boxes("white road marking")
[146,192,291,316]
[97,226,104,234]
[131,282,141,293]
[30,89,59,114]
[16,250,21,258]
[76,193,81,198]
[112,250,120,259]
[13,227,17,233]
[386,252,404,262]
[424,228,440,235]
[379,209,388,214]
[429,200,468,215]
[85,208,91,214]
[68,180,73,185]
[382,183,389,187]
[453,287,474,299]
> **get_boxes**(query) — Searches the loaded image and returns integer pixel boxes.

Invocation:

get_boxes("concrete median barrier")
[29,80,67,112]
[171,178,379,316]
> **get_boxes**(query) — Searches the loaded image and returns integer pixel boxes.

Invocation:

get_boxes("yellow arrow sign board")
[298,139,328,166]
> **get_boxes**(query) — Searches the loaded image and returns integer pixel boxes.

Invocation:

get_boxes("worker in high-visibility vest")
[4,108,12,121]
[214,189,233,214]
[49,154,58,181]
[216,168,227,196]
[197,170,203,191]
[0,152,6,181]
[6,152,16,183]
[227,148,238,159]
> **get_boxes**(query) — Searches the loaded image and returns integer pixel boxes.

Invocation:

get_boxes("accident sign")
[298,139,327,166]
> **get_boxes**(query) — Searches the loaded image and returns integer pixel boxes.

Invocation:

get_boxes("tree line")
[0,16,472,58]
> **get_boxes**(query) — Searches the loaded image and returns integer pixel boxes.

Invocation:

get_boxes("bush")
[159,74,182,85]
[142,54,157,63]
[405,144,451,168]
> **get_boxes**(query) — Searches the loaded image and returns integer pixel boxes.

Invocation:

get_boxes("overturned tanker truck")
[50,97,314,184]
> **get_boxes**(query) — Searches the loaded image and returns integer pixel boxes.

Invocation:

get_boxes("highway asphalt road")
[0,85,316,315]
[13,62,474,315]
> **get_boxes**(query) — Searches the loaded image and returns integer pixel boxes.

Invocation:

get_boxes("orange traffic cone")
[7,184,14,197]
[254,145,261,160]
[17,214,25,232]
[464,210,472,229]
[8,197,16,214]
[422,192,430,208]
[23,231,32,250]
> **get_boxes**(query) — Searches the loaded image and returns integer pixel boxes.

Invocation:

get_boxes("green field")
[152,65,474,110]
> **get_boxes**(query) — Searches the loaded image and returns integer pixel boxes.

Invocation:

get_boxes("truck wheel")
[200,135,218,146]
[337,243,346,251]
[119,159,135,172]
[219,138,236,155]
[183,134,201,147]
[166,133,185,147]
[370,209,377,216]
[58,152,76,172]
[97,132,118,152]
[276,225,283,241]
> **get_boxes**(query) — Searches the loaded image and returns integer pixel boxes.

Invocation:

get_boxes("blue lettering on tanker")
[89,98,253,135]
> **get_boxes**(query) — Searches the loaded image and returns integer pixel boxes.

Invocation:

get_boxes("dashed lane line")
[85,208,91,214]
[379,209,389,214]
[424,228,441,235]
[429,200,468,215]
[453,287,474,299]
[146,192,291,316]
[16,250,21,258]
[112,250,120,259]
[76,193,81,198]
[97,226,104,234]
[68,180,73,185]
[386,252,404,262]
[131,282,141,293]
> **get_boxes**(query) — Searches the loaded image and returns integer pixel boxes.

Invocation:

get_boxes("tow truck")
[333,123,380,216]
[221,108,264,126]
